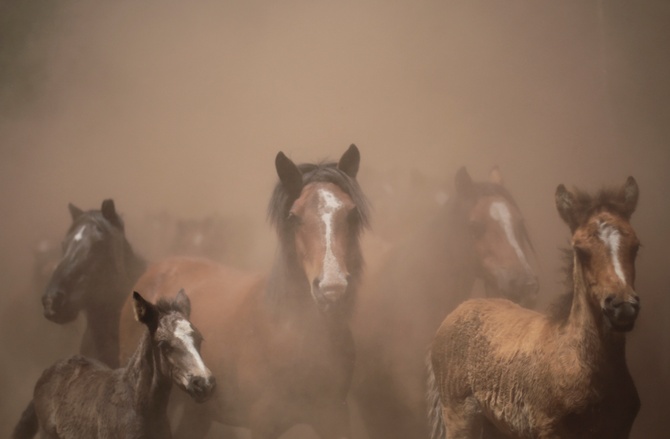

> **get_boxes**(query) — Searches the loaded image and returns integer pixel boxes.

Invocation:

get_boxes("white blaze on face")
[64,225,88,259]
[317,188,346,287]
[598,222,626,283]
[489,201,532,272]
[74,225,87,242]
[174,319,209,379]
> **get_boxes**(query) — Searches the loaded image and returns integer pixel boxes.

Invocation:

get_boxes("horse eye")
[631,243,641,257]
[348,208,361,224]
[157,340,173,352]
[287,212,301,226]
[573,243,591,260]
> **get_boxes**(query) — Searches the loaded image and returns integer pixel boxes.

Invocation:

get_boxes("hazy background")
[1,0,668,437]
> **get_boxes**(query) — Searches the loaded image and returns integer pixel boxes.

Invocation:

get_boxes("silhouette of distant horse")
[119,144,369,439]
[428,177,641,439]
[13,289,215,439]
[353,166,539,439]
[41,199,145,367]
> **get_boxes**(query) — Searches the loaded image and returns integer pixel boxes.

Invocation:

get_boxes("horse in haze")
[118,144,369,439]
[353,166,539,439]
[13,289,215,439]
[41,199,146,367]
[428,177,641,439]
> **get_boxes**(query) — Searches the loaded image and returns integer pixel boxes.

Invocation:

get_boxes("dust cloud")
[1,1,668,438]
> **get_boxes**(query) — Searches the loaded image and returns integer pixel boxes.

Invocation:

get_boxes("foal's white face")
[572,212,641,331]
[157,313,215,402]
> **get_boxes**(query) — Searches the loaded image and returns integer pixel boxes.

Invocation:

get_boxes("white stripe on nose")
[74,225,87,241]
[174,319,209,376]
[317,189,346,287]
[598,222,626,283]
[489,202,532,273]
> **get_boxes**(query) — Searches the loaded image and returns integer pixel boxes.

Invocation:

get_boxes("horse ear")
[68,203,84,221]
[555,184,577,229]
[455,167,475,197]
[174,288,191,318]
[101,199,124,230]
[621,176,639,218]
[132,291,158,333]
[489,166,504,186]
[275,152,303,199]
[337,144,360,179]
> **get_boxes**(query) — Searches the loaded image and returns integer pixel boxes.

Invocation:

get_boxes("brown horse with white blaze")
[118,144,369,439]
[428,176,642,439]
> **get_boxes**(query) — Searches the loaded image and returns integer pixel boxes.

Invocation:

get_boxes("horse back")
[119,256,264,364]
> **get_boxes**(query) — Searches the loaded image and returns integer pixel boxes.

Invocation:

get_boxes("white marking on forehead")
[317,188,347,286]
[489,202,532,273]
[73,225,87,242]
[598,222,626,283]
[174,319,208,375]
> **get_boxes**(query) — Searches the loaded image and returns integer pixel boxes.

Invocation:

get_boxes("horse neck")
[565,256,628,368]
[82,248,145,367]
[122,330,171,418]
[413,201,478,312]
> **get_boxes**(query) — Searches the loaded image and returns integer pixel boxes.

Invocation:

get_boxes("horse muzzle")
[603,294,640,332]
[186,375,216,403]
[312,277,349,311]
[42,290,79,323]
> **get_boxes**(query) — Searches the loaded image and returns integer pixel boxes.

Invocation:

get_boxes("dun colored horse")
[118,144,369,439]
[41,199,146,367]
[353,167,538,439]
[428,177,641,439]
[13,289,216,439]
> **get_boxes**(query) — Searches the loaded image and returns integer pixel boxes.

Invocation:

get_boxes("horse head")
[455,167,539,308]
[42,199,128,323]
[132,289,216,402]
[556,176,641,332]
[270,144,369,313]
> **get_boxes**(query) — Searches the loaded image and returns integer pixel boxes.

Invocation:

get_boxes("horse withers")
[353,166,538,439]
[118,144,369,439]
[13,289,215,439]
[429,177,641,439]
[41,199,146,367]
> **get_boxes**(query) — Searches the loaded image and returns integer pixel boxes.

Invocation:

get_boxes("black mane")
[267,161,371,232]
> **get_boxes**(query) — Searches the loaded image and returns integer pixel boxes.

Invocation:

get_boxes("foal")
[13,290,216,439]
[429,177,642,439]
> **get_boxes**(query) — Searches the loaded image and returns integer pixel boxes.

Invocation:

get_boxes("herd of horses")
[12,144,642,439]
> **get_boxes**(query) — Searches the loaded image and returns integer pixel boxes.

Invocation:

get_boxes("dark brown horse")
[428,177,641,439]
[41,199,146,367]
[13,289,216,439]
[118,144,369,439]
[353,167,538,439]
